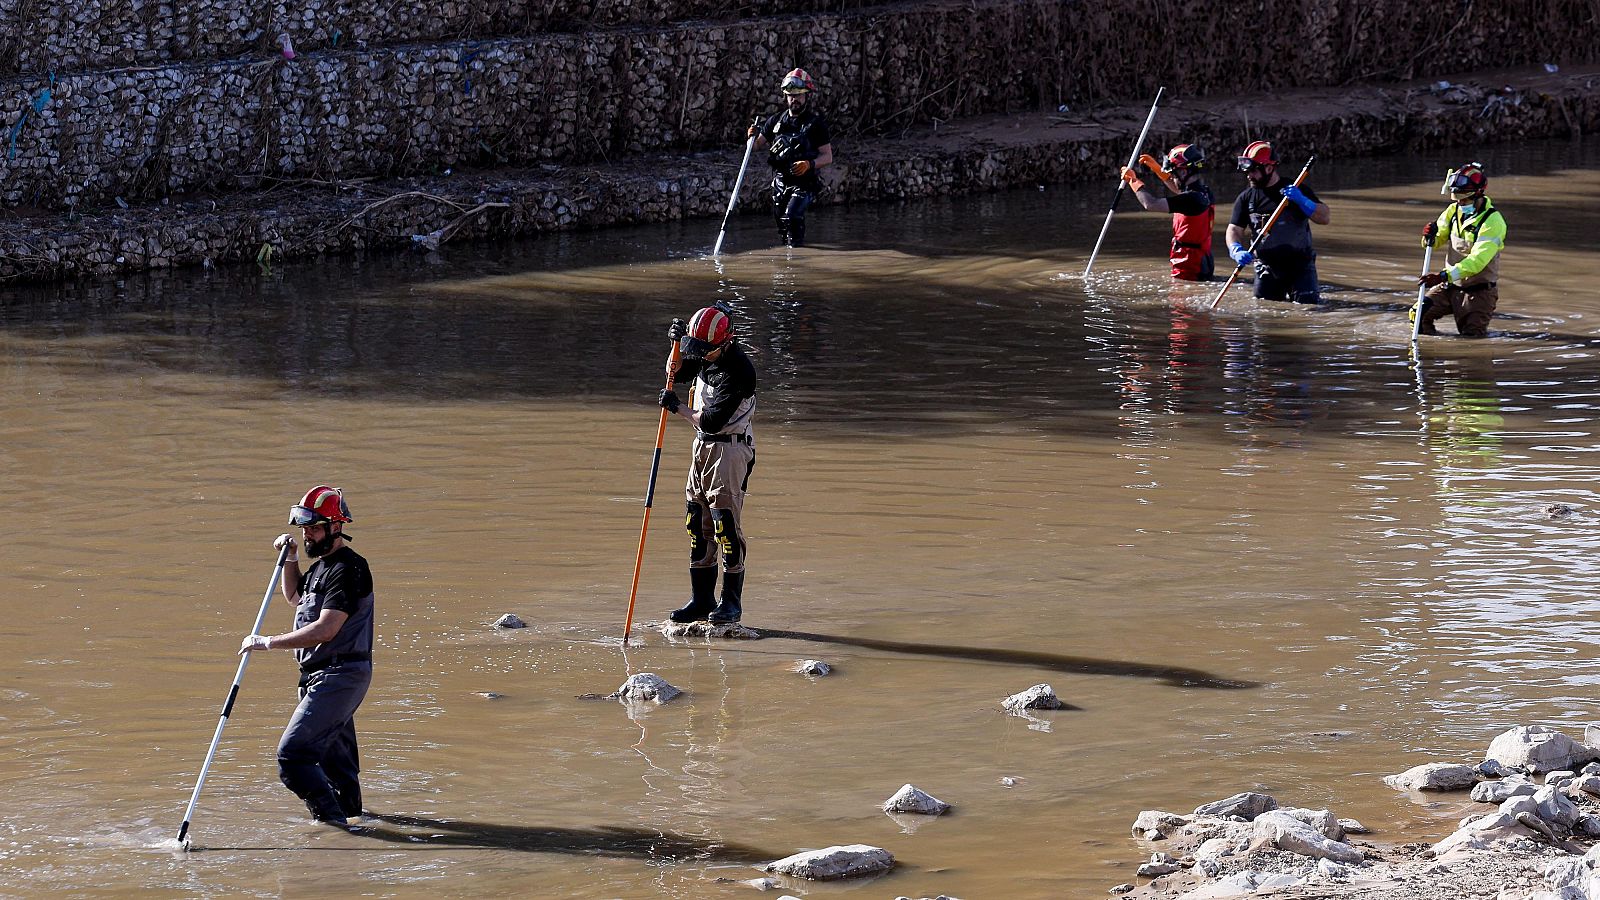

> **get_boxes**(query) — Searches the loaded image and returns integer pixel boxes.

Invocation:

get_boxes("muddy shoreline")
[0,64,1594,285]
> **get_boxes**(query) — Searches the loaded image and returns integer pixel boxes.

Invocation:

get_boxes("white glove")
[274,533,299,563]
[239,634,272,655]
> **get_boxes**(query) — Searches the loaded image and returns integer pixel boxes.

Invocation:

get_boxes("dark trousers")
[772,183,815,247]
[1421,282,1498,338]
[1254,254,1320,304]
[278,663,371,818]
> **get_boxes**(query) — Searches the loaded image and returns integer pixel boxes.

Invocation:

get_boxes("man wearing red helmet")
[238,485,375,827]
[1121,143,1216,280]
[1416,162,1506,338]
[657,306,758,623]
[1225,140,1331,304]
[746,67,834,247]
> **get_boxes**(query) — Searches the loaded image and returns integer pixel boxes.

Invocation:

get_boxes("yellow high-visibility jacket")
[1423,197,1506,287]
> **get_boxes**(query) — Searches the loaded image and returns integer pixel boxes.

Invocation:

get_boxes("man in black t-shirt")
[1225,140,1331,304]
[747,67,834,247]
[239,485,375,828]
[657,306,758,624]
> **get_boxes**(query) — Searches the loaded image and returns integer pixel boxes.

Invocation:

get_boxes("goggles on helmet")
[289,505,329,527]
[680,336,719,360]
[1237,157,1268,174]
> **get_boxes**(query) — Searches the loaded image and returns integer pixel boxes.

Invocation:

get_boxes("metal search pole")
[1409,244,1435,343]
[712,135,759,257]
[176,542,292,848]
[1082,86,1166,279]
[1208,155,1317,310]
[622,338,684,641]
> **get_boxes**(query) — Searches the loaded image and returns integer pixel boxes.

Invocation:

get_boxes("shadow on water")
[201,812,779,863]
[749,628,1259,689]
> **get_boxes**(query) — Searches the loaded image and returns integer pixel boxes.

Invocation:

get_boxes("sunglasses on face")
[1237,160,1267,174]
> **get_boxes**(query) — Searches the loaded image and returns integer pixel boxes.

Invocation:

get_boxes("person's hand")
[239,634,272,655]
[274,533,298,563]
[1136,153,1162,173]
[1421,220,1438,245]
[658,389,681,413]
[1417,271,1447,289]
[746,124,758,138]
[789,160,811,176]
[668,318,687,341]
[1120,166,1146,192]
[1228,243,1254,267]
[1280,184,1318,216]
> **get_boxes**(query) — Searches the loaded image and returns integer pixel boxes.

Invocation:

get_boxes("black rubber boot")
[669,567,719,623]
[304,791,349,828]
[709,571,743,624]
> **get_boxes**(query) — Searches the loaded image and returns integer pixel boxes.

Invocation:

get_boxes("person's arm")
[275,533,302,604]
[1118,168,1167,212]
[1281,184,1330,225]
[812,143,833,170]
[1444,211,1507,283]
[1421,207,1452,250]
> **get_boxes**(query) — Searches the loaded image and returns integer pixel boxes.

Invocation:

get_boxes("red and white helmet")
[681,306,734,359]
[1236,140,1277,171]
[289,485,352,526]
[780,68,816,95]
[1163,143,1206,173]
[1446,162,1487,198]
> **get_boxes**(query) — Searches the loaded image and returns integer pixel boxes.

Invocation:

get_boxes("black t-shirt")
[293,545,375,668]
[677,342,758,435]
[1230,179,1319,262]
[1167,180,1213,217]
[760,108,831,192]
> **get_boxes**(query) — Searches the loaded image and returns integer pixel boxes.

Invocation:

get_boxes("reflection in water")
[750,629,1258,689]
[345,813,776,863]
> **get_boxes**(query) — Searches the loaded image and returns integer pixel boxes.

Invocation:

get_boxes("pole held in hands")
[1082,86,1166,279]
[1410,244,1435,343]
[1208,155,1318,310]
[176,542,292,848]
[712,135,759,257]
[623,338,684,641]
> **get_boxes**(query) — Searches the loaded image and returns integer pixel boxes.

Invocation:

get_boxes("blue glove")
[1228,243,1253,267]
[1280,184,1318,217]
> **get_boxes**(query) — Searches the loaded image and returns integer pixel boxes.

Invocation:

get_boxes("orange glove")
[1120,166,1146,193]
[790,159,812,176]
[1137,153,1163,173]
[747,124,758,138]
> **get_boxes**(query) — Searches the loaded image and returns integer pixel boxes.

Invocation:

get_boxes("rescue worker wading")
[1122,143,1216,280]
[1225,140,1332,304]
[1416,162,1507,338]
[747,68,834,247]
[658,307,758,624]
[238,485,375,828]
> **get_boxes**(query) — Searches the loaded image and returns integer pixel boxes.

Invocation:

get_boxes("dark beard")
[305,531,339,558]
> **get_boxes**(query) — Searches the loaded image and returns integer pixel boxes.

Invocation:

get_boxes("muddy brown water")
[3,139,1600,897]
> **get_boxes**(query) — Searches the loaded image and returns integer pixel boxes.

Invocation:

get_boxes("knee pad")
[712,508,744,570]
[685,502,711,563]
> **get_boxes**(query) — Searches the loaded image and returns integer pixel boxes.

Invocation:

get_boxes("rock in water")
[882,784,950,815]
[611,673,681,704]
[1002,683,1064,712]
[1193,791,1278,820]
[1383,762,1478,791]
[1487,725,1596,774]
[493,613,526,628]
[794,659,832,676]
[765,844,894,880]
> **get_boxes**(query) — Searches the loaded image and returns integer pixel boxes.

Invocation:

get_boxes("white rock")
[1131,810,1188,839]
[1002,683,1065,712]
[794,659,831,676]
[1194,836,1235,861]
[1575,815,1600,837]
[765,844,894,880]
[1536,784,1580,827]
[1384,762,1478,791]
[1571,774,1600,796]
[611,673,681,705]
[1192,791,1277,820]
[882,784,950,816]
[1542,858,1587,890]
[1545,770,1577,785]
[492,613,526,628]
[1338,817,1371,834]
[1488,726,1596,775]
[1251,810,1364,863]
[1473,779,1538,803]
[1279,807,1343,840]
[1500,795,1541,819]
[1136,851,1180,876]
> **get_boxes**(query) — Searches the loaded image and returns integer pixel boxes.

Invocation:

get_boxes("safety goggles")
[288,505,328,527]
[1237,159,1268,174]
[679,336,719,360]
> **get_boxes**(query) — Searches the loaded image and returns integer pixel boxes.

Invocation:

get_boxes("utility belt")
[697,431,752,445]
[1460,281,1497,293]
[299,652,371,677]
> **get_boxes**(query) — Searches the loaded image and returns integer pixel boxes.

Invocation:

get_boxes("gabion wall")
[1,73,1594,283]
[2,0,1599,212]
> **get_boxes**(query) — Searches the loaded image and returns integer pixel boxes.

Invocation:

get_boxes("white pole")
[1410,244,1435,343]
[1082,86,1166,279]
[712,136,759,257]
[176,543,291,848]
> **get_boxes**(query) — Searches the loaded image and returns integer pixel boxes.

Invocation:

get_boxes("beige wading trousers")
[685,435,754,574]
